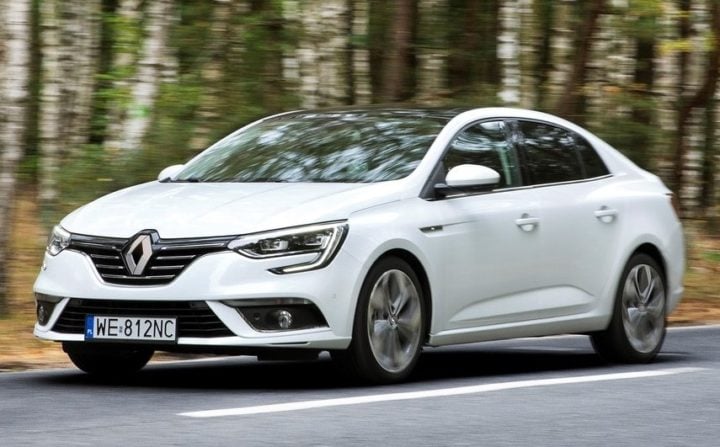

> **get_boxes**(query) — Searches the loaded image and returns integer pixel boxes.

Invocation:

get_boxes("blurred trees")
[0,0,31,314]
[1,0,720,310]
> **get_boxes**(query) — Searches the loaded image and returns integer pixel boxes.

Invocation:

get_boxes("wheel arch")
[630,242,667,281]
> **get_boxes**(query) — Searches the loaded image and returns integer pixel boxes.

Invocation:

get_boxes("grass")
[2,192,719,370]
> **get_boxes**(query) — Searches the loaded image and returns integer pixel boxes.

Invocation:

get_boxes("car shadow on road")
[35,343,694,391]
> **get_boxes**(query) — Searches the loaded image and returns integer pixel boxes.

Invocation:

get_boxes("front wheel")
[63,343,154,377]
[591,253,666,363]
[333,256,426,384]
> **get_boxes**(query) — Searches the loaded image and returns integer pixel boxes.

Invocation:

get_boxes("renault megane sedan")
[34,107,684,383]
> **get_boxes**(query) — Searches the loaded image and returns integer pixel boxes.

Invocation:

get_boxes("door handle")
[515,214,539,232]
[594,206,618,223]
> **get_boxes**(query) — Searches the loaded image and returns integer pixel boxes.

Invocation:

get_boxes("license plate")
[85,315,177,343]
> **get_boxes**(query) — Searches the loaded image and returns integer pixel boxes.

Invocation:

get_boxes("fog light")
[35,293,62,326]
[223,298,328,331]
[37,302,50,325]
[274,310,293,329]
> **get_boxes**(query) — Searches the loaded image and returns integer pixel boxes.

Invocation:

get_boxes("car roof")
[270,105,472,123]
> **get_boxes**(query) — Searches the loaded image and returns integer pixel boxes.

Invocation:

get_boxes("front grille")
[68,233,233,286]
[53,299,234,338]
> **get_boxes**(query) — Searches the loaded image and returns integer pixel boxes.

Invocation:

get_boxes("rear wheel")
[64,343,154,376]
[591,253,666,363]
[333,256,426,384]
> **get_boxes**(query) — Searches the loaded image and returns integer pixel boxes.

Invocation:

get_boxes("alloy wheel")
[366,269,423,373]
[620,263,666,354]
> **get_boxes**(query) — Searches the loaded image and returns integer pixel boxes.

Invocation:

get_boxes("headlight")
[46,225,71,256]
[228,222,348,274]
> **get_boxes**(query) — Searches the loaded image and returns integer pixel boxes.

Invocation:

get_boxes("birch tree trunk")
[674,0,720,212]
[297,0,351,108]
[121,0,174,152]
[415,0,448,104]
[102,0,142,154]
[498,0,522,105]
[0,0,31,314]
[39,0,102,208]
[104,0,175,153]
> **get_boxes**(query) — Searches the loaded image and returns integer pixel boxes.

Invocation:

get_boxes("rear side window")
[517,120,609,185]
[575,136,610,178]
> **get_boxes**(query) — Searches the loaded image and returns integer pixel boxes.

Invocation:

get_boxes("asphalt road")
[2,325,719,446]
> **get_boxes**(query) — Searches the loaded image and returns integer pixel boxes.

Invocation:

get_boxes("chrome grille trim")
[67,233,234,286]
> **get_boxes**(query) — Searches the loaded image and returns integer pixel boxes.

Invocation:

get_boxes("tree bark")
[121,0,175,152]
[415,0,448,104]
[104,0,175,153]
[189,0,238,151]
[297,0,352,108]
[554,0,606,123]
[379,0,413,102]
[352,0,372,104]
[534,0,553,110]
[700,93,717,218]
[0,0,31,314]
[39,0,102,209]
[674,0,720,210]
[626,5,658,169]
[498,0,522,105]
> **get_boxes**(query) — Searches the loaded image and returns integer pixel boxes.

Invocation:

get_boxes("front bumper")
[33,248,361,351]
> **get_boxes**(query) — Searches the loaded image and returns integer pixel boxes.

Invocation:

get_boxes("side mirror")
[445,164,501,188]
[157,164,184,182]
[435,164,500,197]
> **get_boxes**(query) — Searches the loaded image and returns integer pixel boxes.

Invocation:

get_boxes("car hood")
[61,181,402,238]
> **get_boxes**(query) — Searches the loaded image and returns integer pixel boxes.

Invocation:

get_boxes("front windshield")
[174,110,451,183]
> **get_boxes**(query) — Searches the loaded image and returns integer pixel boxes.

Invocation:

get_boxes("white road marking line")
[178,367,705,418]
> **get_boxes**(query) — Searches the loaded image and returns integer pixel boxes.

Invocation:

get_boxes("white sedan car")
[34,107,684,383]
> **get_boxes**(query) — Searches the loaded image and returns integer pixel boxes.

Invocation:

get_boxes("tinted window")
[175,110,450,183]
[444,121,521,188]
[518,121,583,185]
[576,136,610,178]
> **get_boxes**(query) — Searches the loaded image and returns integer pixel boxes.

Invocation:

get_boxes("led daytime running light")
[229,222,348,273]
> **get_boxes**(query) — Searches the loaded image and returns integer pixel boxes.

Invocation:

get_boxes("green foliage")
[704,250,720,263]
[620,0,663,39]
[592,90,665,170]
[55,144,120,219]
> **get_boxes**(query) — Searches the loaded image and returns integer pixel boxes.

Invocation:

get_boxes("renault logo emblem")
[124,234,154,276]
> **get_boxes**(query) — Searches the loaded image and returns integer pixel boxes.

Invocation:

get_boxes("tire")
[591,253,666,363]
[64,343,154,376]
[333,256,427,384]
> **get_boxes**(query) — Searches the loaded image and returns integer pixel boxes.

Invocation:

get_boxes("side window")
[517,121,583,185]
[443,121,522,188]
[575,136,610,178]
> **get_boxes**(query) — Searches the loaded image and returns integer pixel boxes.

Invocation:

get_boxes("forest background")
[1,0,720,366]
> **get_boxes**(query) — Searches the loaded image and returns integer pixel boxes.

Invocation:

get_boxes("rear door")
[515,120,621,315]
